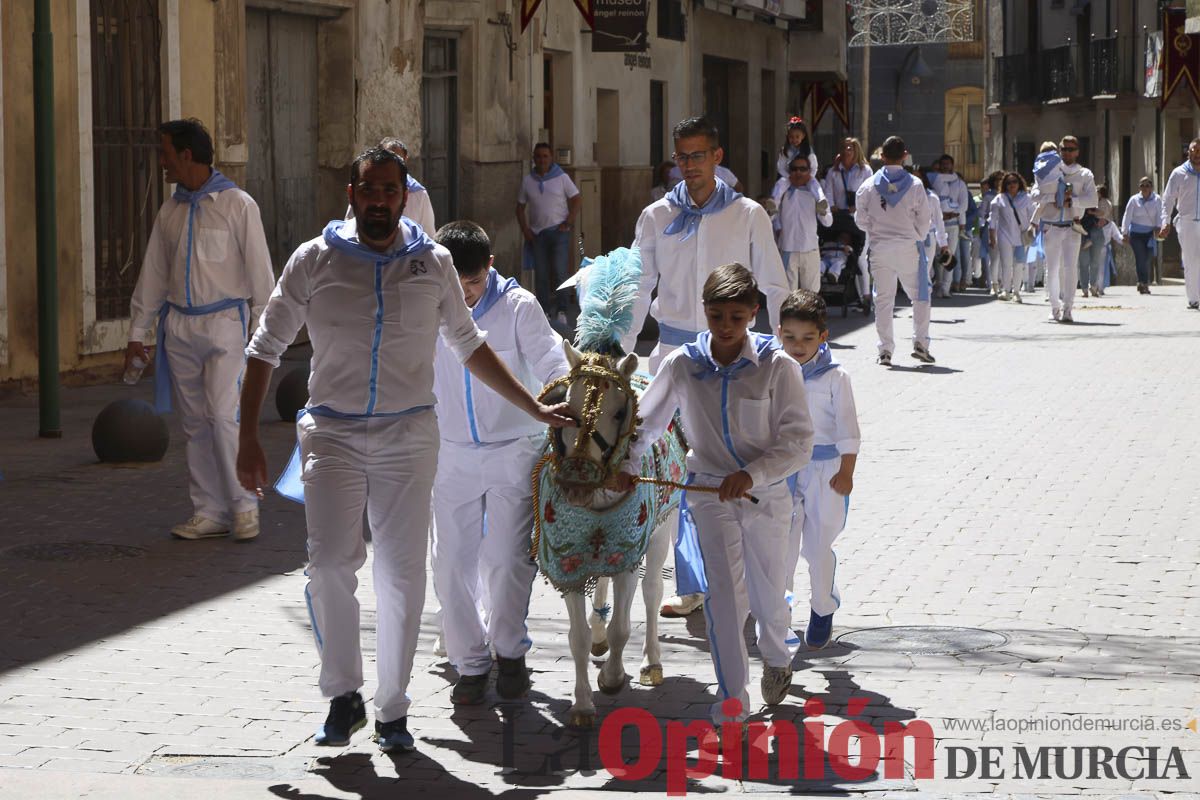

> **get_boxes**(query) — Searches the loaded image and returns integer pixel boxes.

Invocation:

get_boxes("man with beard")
[1031,135,1097,323]
[125,118,275,542]
[236,148,571,753]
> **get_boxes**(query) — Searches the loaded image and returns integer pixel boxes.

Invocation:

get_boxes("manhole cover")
[3,541,146,562]
[837,625,1008,655]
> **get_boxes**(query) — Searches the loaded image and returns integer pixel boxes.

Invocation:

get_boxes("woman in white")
[823,137,873,302]
[1121,177,1162,295]
[989,171,1035,302]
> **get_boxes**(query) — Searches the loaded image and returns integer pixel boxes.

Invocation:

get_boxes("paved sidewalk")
[0,282,1197,798]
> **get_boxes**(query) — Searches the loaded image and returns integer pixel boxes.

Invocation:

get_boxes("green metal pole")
[34,0,61,438]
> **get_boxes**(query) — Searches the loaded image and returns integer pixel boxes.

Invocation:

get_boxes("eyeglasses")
[1061,146,1079,152]
[672,150,713,166]
[789,165,811,173]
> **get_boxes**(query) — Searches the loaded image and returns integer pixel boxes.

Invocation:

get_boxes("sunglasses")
[1061,146,1079,152]
[789,165,811,173]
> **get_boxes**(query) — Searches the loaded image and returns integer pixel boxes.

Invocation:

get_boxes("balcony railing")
[992,34,1142,106]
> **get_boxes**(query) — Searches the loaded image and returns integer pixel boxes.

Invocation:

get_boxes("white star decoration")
[848,0,974,47]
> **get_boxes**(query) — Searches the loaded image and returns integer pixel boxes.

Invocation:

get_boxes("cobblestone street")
[1,283,1198,799]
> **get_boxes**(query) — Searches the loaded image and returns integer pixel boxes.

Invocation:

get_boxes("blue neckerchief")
[799,342,837,381]
[172,169,237,206]
[1034,151,1062,181]
[531,163,566,193]
[407,174,426,193]
[471,267,520,321]
[322,218,435,262]
[173,170,238,307]
[872,166,914,208]
[664,178,742,241]
[682,331,778,381]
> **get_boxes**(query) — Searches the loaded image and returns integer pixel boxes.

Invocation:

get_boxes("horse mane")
[573,247,642,356]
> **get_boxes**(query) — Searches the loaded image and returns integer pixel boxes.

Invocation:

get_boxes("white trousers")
[785,460,848,618]
[690,481,799,723]
[299,410,438,723]
[432,436,541,676]
[1042,225,1082,314]
[1177,221,1200,304]
[995,244,1022,294]
[869,241,931,355]
[163,308,256,522]
[785,250,822,293]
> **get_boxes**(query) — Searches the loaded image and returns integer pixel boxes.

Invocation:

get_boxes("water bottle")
[123,355,148,385]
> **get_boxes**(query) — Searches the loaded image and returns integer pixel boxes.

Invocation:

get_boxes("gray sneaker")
[877,352,892,367]
[911,342,936,364]
[760,665,793,706]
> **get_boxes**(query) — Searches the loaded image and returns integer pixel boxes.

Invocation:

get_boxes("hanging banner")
[1161,8,1200,108]
[592,0,648,52]
[1145,30,1164,99]
[520,0,544,32]
[811,81,850,128]
[573,0,595,27]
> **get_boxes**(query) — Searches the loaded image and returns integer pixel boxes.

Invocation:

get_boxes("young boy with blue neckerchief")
[775,290,860,650]
[616,263,814,723]
[430,221,569,707]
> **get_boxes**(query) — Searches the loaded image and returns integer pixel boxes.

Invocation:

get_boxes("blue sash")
[153,297,247,414]
[673,474,708,596]
[657,322,702,348]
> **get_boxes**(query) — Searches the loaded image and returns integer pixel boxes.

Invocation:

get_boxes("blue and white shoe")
[805,610,835,649]
[314,691,366,746]
[374,717,416,753]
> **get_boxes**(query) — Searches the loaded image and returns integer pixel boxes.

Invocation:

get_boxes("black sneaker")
[374,717,415,753]
[496,655,531,700]
[452,672,489,705]
[314,691,366,746]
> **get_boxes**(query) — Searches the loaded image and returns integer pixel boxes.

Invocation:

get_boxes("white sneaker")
[1013,291,1022,304]
[232,508,259,541]
[1050,307,1062,322]
[171,515,230,540]
[1061,310,1074,323]
[659,593,705,618]
[877,351,892,367]
[997,291,1010,301]
[433,633,447,658]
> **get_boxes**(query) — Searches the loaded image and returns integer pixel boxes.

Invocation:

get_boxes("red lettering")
[884,719,935,779]
[828,719,881,780]
[748,720,800,780]
[803,697,826,779]
[599,707,662,781]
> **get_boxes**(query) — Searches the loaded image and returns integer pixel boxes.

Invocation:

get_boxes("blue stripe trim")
[699,540,730,700]
[307,404,432,420]
[464,368,481,444]
[366,261,385,415]
[184,204,195,307]
[812,444,839,461]
[235,303,246,424]
[916,241,931,302]
[658,323,702,348]
[304,581,324,650]
[719,376,747,469]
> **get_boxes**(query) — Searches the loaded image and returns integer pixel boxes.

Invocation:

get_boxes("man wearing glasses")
[772,154,833,292]
[622,116,789,619]
[1031,135,1096,323]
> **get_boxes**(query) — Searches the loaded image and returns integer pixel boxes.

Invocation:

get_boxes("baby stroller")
[817,210,869,317]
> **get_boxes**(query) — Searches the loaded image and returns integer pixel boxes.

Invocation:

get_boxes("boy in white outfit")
[771,154,833,292]
[776,291,859,650]
[236,148,570,754]
[616,263,814,723]
[430,221,569,705]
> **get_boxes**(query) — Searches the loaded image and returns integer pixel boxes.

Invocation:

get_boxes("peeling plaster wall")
[356,0,424,157]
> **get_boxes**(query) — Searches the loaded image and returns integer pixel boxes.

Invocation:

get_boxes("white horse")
[531,249,685,728]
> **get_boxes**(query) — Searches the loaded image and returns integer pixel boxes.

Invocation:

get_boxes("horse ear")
[617,353,638,380]
[563,339,582,370]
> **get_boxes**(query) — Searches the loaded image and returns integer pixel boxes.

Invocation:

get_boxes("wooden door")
[422,34,459,225]
[245,9,319,273]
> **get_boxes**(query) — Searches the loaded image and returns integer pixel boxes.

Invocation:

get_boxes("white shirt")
[246,218,485,415]
[629,336,813,488]
[803,365,860,455]
[1121,193,1162,235]
[518,171,580,234]
[989,191,1034,249]
[668,165,740,189]
[1100,219,1125,246]
[853,168,928,247]
[1160,163,1200,225]
[1031,162,1097,224]
[928,172,970,226]
[823,163,873,211]
[624,189,790,352]
[129,186,276,342]
[433,282,567,444]
[925,190,948,248]
[771,177,833,253]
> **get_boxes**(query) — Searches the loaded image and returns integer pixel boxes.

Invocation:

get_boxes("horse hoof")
[591,641,610,657]
[569,710,596,729]
[598,671,628,695]
[639,664,664,686]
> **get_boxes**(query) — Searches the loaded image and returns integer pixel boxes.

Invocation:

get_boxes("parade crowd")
[122,114,1199,755]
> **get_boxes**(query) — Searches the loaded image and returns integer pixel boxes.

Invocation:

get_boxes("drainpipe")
[34,0,61,438]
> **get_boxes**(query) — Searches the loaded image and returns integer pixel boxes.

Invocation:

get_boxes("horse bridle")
[538,353,640,489]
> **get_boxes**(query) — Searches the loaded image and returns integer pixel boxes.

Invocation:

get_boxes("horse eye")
[614,407,627,421]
